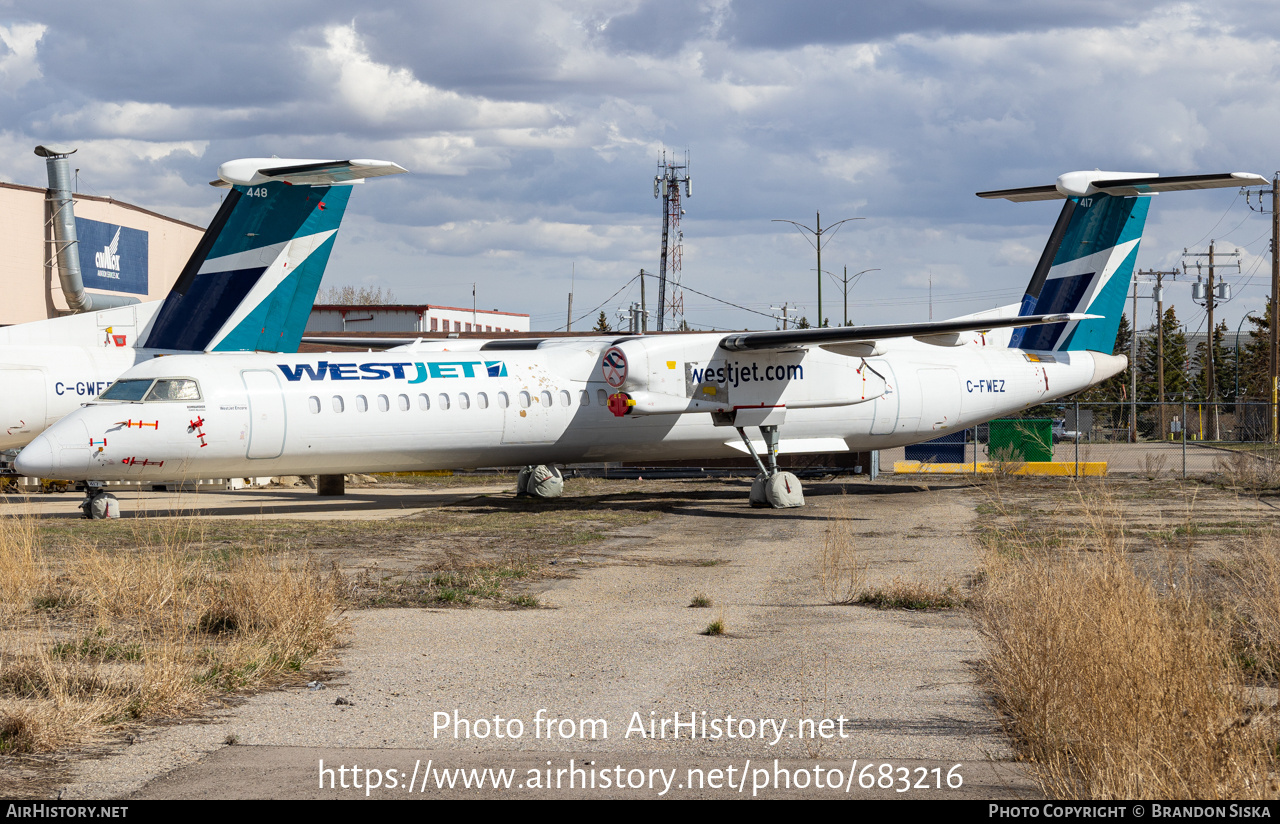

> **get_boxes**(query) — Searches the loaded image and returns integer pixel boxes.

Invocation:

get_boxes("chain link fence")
[884,401,1280,480]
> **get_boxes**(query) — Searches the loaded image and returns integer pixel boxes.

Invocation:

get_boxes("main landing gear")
[80,482,120,520]
[517,465,565,499]
[738,425,805,509]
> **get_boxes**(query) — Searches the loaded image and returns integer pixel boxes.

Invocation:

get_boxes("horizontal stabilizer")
[978,171,1267,202]
[718,313,1095,352]
[212,158,408,188]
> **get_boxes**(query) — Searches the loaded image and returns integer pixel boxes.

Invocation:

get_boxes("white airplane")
[0,156,406,451]
[16,169,1265,515]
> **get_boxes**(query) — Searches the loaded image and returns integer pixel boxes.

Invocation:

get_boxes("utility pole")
[1246,174,1280,441]
[1131,279,1139,442]
[1135,269,1180,438]
[773,212,862,327]
[639,269,647,333]
[1185,241,1241,441]
[566,263,574,332]
[771,303,791,330]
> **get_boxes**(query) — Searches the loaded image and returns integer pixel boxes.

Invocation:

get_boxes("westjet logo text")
[277,360,508,384]
[690,362,803,388]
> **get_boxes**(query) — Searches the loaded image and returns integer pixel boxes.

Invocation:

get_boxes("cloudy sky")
[1,1,1277,338]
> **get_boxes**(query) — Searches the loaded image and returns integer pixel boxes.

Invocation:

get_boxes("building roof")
[311,303,529,318]
[0,180,205,232]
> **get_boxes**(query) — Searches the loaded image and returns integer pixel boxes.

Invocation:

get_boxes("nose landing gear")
[738,425,804,509]
[80,482,120,520]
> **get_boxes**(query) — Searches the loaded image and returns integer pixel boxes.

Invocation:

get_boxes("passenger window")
[377,394,390,412]
[579,390,590,406]
[540,391,552,407]
[356,395,369,412]
[519,391,531,409]
[459,392,470,410]
[332,396,345,413]
[477,392,489,409]
[398,394,410,411]
[597,389,607,406]
[418,393,430,411]
[497,392,509,409]
[439,393,451,410]
[308,396,321,414]
[144,379,201,401]
[559,390,571,407]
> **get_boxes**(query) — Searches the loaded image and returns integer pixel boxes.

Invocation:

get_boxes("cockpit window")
[145,379,201,401]
[98,378,201,402]
[99,379,154,401]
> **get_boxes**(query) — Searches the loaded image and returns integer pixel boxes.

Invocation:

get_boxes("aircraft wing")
[718,312,1092,352]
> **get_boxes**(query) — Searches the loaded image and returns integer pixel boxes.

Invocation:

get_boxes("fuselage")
[15,332,1121,481]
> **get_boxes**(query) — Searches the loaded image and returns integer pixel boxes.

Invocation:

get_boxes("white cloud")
[0,23,45,91]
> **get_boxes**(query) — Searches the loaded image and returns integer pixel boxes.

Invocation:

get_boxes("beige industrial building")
[307,304,531,334]
[0,180,204,326]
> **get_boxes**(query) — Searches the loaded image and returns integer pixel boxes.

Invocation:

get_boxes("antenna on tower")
[652,149,691,332]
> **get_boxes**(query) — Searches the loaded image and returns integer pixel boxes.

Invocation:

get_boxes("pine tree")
[1136,307,1189,401]
[592,311,612,333]
[796,316,811,329]
[1239,298,1273,402]
[1192,319,1230,402]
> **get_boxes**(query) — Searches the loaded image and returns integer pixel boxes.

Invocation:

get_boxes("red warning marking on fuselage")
[121,457,165,467]
[116,420,159,430]
[188,417,208,448]
[89,438,107,447]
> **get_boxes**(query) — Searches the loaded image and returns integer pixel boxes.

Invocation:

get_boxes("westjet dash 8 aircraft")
[0,156,406,450]
[17,169,1265,513]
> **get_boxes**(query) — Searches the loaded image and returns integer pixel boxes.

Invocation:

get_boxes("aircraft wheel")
[764,472,805,509]
[523,465,564,499]
[80,490,120,520]
[748,474,769,507]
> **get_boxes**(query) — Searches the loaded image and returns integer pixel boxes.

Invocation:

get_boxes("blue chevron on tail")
[142,158,406,353]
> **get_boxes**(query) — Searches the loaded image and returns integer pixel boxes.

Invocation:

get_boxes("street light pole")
[773,212,862,328]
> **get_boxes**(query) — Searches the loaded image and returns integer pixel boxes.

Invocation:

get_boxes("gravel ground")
[39,478,1039,800]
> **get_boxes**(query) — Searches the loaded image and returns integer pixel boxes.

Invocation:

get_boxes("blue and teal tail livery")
[142,158,407,354]
[978,170,1266,353]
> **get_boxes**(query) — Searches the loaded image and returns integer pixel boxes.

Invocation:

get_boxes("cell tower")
[653,150,691,332]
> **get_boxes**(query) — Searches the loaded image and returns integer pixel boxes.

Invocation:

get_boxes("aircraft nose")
[14,433,55,477]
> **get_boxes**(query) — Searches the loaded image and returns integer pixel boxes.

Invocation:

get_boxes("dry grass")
[1231,540,1280,682]
[976,487,1279,800]
[854,578,966,610]
[1215,449,1280,492]
[819,510,868,604]
[819,507,964,609]
[988,444,1027,477]
[0,512,346,755]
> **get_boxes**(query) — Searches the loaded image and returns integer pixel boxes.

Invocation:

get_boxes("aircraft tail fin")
[141,158,406,353]
[1008,191,1149,352]
[981,170,1266,353]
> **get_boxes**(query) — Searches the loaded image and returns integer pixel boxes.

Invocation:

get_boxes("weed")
[702,619,725,636]
[855,579,966,610]
[689,593,712,608]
